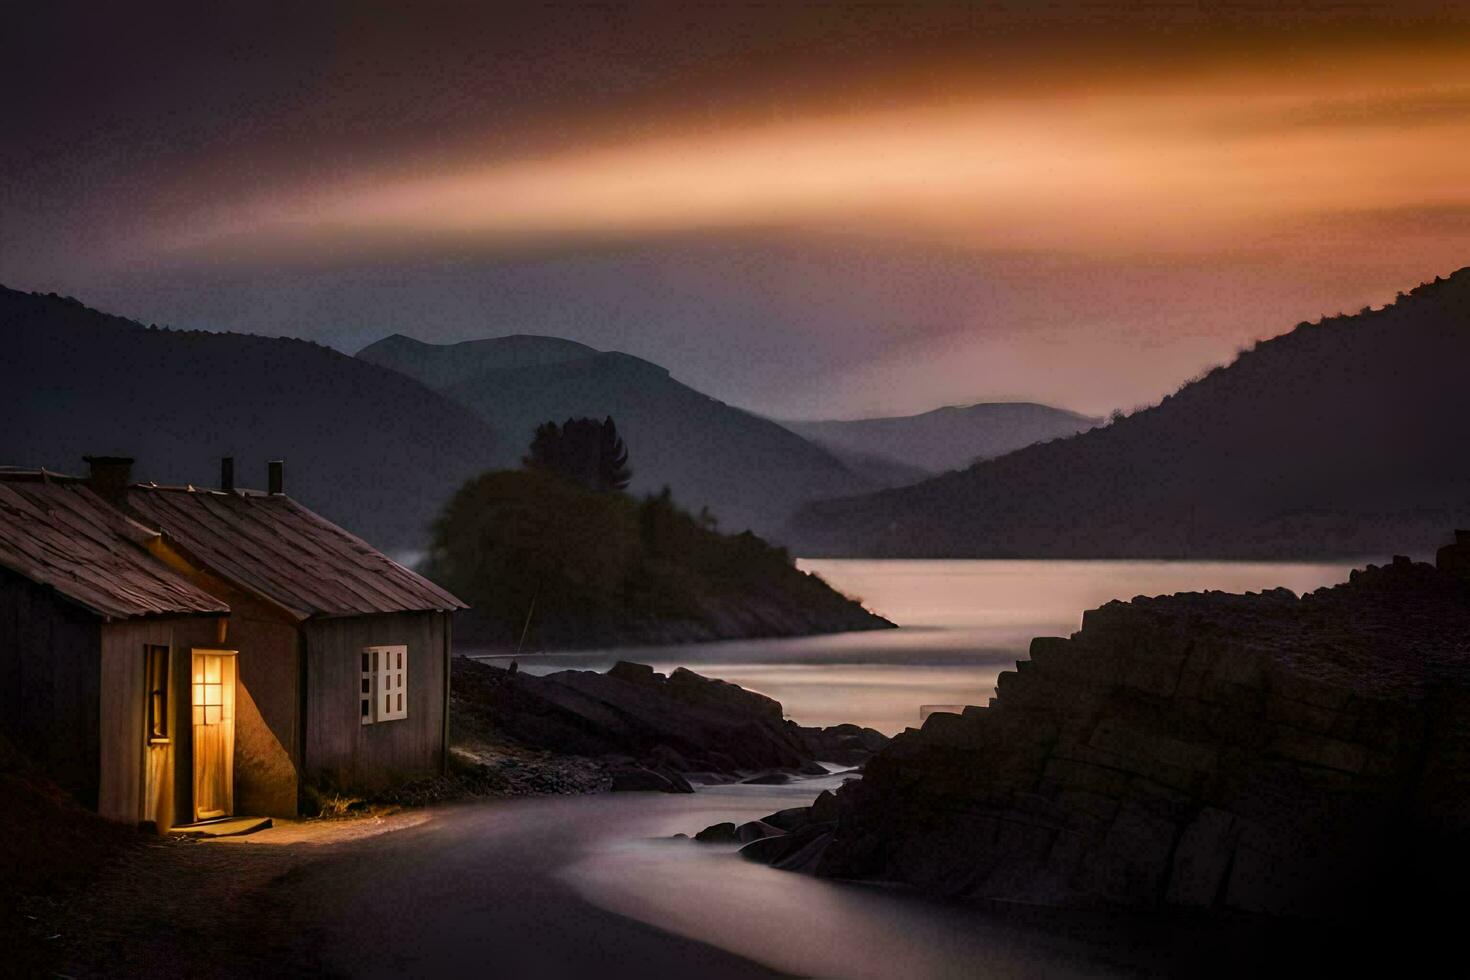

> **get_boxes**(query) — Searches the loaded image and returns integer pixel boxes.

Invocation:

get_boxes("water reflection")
[471,559,1354,734]
[561,779,1128,978]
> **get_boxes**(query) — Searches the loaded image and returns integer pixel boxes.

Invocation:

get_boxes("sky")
[3,2,1468,419]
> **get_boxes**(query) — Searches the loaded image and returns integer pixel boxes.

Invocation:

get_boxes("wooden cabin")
[0,466,229,831]
[0,457,465,831]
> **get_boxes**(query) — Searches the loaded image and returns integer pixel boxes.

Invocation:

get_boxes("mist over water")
[475,559,1354,734]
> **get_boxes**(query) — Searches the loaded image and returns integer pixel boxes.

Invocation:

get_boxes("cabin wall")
[303,611,449,792]
[0,569,102,808]
[143,553,305,821]
[224,591,302,817]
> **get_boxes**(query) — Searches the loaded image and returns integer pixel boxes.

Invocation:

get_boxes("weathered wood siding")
[143,553,305,819]
[98,616,218,828]
[303,611,449,792]
[0,568,101,807]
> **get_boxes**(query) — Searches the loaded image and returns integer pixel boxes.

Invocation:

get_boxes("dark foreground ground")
[30,776,1442,979]
[47,797,779,979]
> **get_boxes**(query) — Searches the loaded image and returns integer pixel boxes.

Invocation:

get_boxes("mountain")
[358,334,866,538]
[789,268,1470,559]
[1,287,499,552]
[780,402,1101,474]
[817,447,935,490]
[357,333,598,387]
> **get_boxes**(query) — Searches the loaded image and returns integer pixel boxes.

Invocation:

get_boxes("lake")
[481,559,1356,734]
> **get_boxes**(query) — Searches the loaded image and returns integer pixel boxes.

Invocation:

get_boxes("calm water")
[450,561,1361,976]
[476,559,1354,734]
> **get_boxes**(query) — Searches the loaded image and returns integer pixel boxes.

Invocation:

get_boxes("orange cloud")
[163,42,1470,260]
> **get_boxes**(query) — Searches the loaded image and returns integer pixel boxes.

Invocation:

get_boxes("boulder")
[684,772,737,785]
[798,723,892,766]
[652,767,695,793]
[451,658,831,779]
[809,789,840,824]
[739,823,835,871]
[762,806,813,832]
[649,744,694,773]
[742,771,792,785]
[608,661,659,686]
[736,819,785,843]
[609,767,675,792]
[694,822,739,843]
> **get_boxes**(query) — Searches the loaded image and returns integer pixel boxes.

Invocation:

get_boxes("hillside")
[358,333,598,388]
[818,447,934,490]
[781,401,1101,474]
[0,287,499,552]
[789,269,1470,559]
[359,334,867,538]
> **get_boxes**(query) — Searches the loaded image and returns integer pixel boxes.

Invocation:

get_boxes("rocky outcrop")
[451,658,889,784]
[744,537,1470,920]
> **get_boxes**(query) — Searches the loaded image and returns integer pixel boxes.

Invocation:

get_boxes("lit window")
[360,645,408,724]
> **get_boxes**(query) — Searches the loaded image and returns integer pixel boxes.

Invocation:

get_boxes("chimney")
[268,459,284,495]
[220,456,235,492]
[83,455,134,507]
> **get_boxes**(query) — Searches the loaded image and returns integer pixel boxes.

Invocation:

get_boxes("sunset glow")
[7,4,1470,419]
[170,45,1470,259]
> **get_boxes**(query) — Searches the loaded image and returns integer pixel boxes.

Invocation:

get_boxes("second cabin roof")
[126,484,466,621]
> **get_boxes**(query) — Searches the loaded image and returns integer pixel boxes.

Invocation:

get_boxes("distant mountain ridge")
[358,333,867,538]
[780,402,1101,475]
[1,287,499,551]
[789,268,1470,559]
[362,333,599,388]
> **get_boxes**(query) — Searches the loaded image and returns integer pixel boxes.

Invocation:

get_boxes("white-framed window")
[360,645,408,724]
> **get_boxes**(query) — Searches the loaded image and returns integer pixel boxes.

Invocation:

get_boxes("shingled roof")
[0,471,228,620]
[125,485,465,621]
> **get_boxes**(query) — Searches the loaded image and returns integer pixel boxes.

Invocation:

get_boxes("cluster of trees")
[424,416,819,645]
[523,416,630,492]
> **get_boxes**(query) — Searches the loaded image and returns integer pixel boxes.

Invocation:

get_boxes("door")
[191,650,237,821]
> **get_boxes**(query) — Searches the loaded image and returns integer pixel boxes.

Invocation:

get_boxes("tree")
[523,416,631,492]
[597,416,632,491]
[423,470,639,645]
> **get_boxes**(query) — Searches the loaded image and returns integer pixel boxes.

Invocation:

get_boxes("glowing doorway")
[191,649,237,821]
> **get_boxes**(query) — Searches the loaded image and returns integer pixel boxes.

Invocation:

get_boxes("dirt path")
[51,803,778,979]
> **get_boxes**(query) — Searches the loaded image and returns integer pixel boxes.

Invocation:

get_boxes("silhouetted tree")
[523,416,632,492]
[597,416,632,491]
